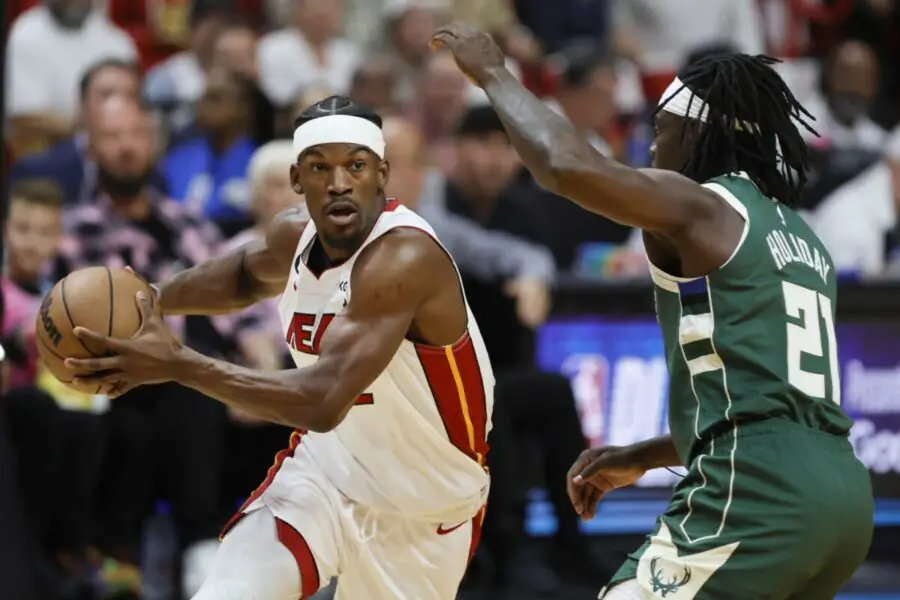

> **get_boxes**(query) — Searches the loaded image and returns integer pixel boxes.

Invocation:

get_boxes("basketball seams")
[60,276,100,358]
[105,266,114,338]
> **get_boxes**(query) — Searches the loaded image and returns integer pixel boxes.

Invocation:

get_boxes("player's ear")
[378,159,390,192]
[290,163,303,195]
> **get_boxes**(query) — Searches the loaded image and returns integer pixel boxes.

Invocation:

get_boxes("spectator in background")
[348,56,398,116]
[10,59,169,206]
[383,115,556,322]
[613,0,764,103]
[1,180,112,598]
[515,0,609,55]
[258,0,362,106]
[143,1,234,134]
[441,106,592,593]
[4,0,137,158]
[384,0,448,103]
[211,17,260,79]
[164,68,258,237]
[212,141,299,504]
[2,181,61,389]
[803,39,887,151]
[407,51,470,174]
[57,99,225,597]
[811,131,898,275]
[541,42,633,269]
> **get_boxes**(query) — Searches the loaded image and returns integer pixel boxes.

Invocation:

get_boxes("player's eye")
[349,160,365,172]
[310,163,327,173]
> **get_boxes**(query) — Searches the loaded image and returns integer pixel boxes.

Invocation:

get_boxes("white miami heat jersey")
[274,200,494,523]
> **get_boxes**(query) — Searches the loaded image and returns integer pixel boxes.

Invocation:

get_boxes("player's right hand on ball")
[566,447,646,520]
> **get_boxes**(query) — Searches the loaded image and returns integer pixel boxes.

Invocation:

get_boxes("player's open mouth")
[325,202,358,226]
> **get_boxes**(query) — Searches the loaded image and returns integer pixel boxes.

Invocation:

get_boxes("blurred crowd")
[2,0,900,599]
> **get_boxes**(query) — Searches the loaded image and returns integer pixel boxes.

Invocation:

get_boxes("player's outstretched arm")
[65,229,452,432]
[432,24,726,235]
[156,205,307,316]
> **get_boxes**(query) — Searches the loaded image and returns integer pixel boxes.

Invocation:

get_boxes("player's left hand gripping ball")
[64,292,182,397]
[430,22,506,87]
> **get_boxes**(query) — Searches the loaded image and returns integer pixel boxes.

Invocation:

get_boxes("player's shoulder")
[355,226,451,283]
[266,205,309,255]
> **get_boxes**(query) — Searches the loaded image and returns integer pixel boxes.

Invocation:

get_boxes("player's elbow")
[303,395,354,433]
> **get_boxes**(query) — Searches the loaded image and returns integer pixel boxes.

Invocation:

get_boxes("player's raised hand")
[64,291,181,397]
[430,22,507,87]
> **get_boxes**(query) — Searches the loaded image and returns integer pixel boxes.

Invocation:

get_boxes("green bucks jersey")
[650,173,854,463]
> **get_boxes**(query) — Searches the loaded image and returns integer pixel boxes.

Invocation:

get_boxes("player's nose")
[327,167,354,196]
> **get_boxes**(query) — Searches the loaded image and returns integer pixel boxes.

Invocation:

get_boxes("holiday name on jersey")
[765,228,831,284]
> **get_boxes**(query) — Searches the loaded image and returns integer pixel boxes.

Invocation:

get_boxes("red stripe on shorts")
[275,518,321,598]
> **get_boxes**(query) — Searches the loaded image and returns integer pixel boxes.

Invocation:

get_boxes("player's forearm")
[625,436,683,469]
[480,67,656,225]
[157,246,266,316]
[173,347,340,432]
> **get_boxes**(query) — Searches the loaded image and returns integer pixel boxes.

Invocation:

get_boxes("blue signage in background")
[526,316,900,537]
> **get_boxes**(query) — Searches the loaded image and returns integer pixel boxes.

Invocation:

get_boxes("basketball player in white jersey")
[64,96,494,600]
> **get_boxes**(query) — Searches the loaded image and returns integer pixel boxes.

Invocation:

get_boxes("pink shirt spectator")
[1,276,44,388]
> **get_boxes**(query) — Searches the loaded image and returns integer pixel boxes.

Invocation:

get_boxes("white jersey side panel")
[275,201,494,523]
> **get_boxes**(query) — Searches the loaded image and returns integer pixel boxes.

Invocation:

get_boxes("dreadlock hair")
[294,95,382,130]
[655,53,817,207]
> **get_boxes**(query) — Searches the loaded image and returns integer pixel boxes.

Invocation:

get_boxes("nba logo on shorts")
[561,354,610,447]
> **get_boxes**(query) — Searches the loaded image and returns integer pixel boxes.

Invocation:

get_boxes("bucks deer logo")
[648,556,692,597]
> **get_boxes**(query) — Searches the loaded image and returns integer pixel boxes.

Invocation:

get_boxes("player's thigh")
[192,508,301,600]
[336,516,478,600]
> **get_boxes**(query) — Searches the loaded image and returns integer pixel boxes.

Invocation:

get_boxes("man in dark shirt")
[447,105,596,593]
[59,98,225,595]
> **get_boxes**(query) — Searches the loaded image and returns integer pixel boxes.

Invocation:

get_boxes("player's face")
[291,143,389,254]
[4,200,62,279]
[651,111,698,174]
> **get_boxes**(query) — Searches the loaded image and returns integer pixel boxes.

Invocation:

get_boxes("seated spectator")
[440,105,593,592]
[406,52,471,174]
[348,56,398,116]
[384,0,448,104]
[10,59,169,206]
[163,68,259,237]
[802,39,887,151]
[382,115,556,324]
[1,179,114,597]
[540,42,634,268]
[57,99,225,598]
[143,1,234,133]
[4,0,137,158]
[257,0,362,106]
[211,141,300,507]
[213,140,304,378]
[2,181,61,389]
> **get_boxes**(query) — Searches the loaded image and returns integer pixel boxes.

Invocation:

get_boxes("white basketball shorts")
[194,436,485,600]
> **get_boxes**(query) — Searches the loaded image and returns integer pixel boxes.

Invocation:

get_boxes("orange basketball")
[35,267,155,391]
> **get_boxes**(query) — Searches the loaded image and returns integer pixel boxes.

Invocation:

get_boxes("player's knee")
[191,580,261,600]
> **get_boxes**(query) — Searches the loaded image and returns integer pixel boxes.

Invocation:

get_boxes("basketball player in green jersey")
[433,23,874,600]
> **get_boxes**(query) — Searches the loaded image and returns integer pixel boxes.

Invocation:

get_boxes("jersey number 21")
[782,281,841,404]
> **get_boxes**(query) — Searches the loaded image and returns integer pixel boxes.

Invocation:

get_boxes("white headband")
[659,76,709,122]
[292,114,386,158]
[658,76,760,133]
